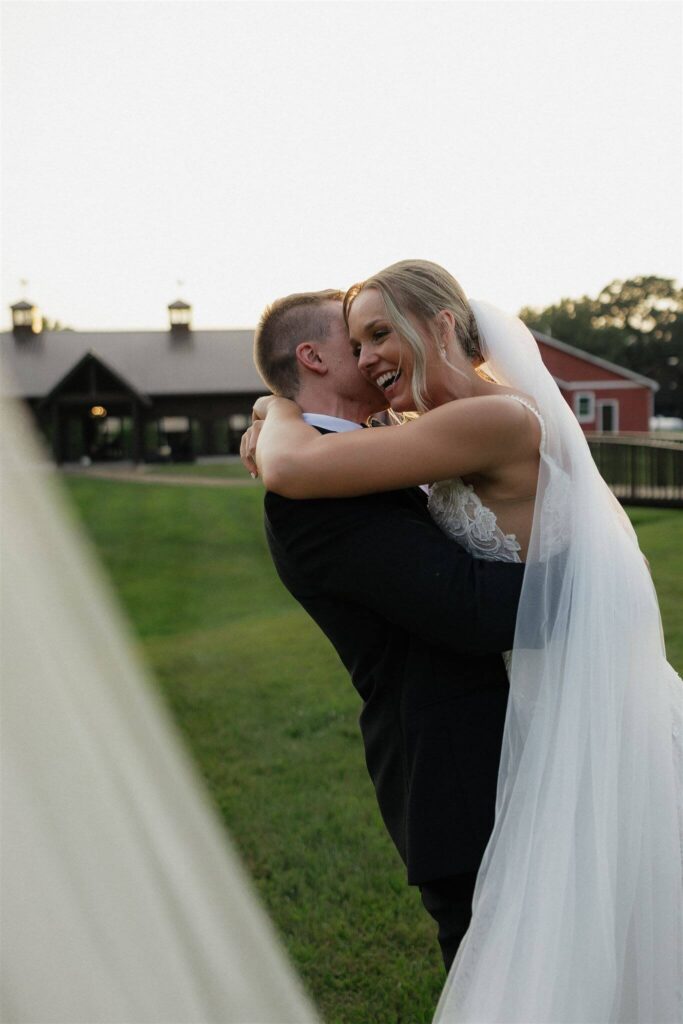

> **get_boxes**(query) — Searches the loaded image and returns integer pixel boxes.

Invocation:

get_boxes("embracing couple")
[242,261,682,1023]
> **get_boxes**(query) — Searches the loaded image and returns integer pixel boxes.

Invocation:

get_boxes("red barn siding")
[537,341,626,383]
[533,338,655,433]
[606,389,651,431]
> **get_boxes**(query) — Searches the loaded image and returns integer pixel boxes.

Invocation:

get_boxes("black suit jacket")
[264,474,524,885]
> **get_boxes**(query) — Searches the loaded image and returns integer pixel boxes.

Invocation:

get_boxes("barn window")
[574,392,595,423]
[229,414,250,431]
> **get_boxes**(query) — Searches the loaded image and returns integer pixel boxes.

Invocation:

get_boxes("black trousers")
[419,871,478,972]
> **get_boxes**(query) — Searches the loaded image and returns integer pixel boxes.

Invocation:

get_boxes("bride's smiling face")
[348,288,418,412]
[349,285,486,412]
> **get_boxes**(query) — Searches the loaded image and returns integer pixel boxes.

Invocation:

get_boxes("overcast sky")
[2,0,681,330]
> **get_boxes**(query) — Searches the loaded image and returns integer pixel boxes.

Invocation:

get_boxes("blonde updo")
[344,260,481,412]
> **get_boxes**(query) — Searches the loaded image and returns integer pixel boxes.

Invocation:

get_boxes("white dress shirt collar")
[302,413,364,433]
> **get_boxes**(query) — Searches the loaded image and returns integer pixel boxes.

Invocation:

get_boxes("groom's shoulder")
[263,487,432,585]
[264,487,430,544]
[263,485,428,521]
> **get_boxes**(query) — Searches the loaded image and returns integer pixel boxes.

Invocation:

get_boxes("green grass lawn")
[63,479,682,1024]
[622,507,683,669]
[144,460,252,479]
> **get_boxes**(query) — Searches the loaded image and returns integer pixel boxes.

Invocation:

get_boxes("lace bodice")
[428,478,523,562]
[427,395,545,564]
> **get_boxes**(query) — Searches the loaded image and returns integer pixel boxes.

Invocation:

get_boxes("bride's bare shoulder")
[418,392,543,470]
[432,391,541,432]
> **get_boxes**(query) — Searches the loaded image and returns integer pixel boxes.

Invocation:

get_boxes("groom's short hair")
[254,289,344,398]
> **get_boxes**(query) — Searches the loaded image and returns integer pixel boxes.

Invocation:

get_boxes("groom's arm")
[266,492,524,656]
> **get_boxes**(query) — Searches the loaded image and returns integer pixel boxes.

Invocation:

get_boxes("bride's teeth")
[377,370,400,390]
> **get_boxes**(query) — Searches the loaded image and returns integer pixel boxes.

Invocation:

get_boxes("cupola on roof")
[10,298,41,335]
[167,297,192,331]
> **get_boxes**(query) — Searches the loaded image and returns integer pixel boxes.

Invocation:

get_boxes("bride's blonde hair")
[343,260,481,412]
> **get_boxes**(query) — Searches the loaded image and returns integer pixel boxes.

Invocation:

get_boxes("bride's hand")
[241,395,303,476]
[240,421,264,477]
[252,394,299,422]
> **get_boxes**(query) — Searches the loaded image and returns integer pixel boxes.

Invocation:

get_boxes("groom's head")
[254,290,387,421]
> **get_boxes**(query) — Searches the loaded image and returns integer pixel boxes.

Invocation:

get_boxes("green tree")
[520,277,683,416]
[42,317,74,332]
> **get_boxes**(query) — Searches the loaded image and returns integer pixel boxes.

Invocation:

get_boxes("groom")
[244,289,524,970]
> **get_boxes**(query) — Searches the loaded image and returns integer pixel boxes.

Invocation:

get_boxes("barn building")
[1,298,659,464]
[534,331,658,434]
[1,298,262,464]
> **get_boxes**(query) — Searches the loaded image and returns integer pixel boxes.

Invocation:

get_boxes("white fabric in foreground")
[434,303,683,1024]
[0,391,319,1024]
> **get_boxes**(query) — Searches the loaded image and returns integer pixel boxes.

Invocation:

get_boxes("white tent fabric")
[0,390,319,1024]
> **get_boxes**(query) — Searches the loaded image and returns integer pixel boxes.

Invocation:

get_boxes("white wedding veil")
[0,389,319,1024]
[434,303,682,1023]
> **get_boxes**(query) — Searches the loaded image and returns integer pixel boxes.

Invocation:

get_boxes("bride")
[248,260,682,1023]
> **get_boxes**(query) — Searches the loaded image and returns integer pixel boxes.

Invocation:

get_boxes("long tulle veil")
[434,303,683,1023]
[0,388,319,1023]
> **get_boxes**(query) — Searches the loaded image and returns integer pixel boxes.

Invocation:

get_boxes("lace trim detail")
[427,395,545,565]
[428,479,522,563]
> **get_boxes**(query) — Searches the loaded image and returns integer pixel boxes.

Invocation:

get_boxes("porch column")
[201,418,215,456]
[131,402,145,463]
[51,404,63,465]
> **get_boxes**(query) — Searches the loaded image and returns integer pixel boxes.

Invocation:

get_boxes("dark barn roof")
[0,329,265,399]
[1,323,659,402]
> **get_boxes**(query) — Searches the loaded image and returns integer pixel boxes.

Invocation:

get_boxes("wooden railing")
[587,435,683,508]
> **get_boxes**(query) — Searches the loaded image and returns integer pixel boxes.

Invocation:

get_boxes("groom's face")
[322,303,389,413]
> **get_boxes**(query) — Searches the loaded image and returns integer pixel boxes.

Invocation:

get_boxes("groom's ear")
[295,342,328,376]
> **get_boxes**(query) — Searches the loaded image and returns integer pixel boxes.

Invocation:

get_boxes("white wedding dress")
[427,309,683,1024]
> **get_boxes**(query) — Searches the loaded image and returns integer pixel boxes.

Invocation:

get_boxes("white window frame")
[574,391,595,423]
[160,416,190,433]
[228,413,250,431]
[597,399,619,433]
